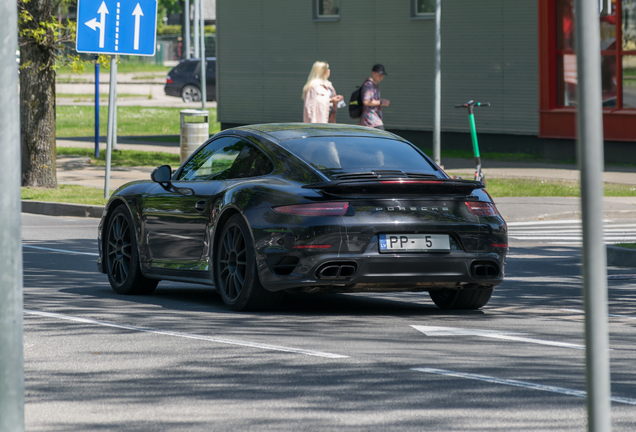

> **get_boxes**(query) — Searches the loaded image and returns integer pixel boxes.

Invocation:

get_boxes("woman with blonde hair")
[302,61,343,123]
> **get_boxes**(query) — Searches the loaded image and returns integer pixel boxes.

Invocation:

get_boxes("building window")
[538,0,636,140]
[314,0,340,20]
[556,0,636,109]
[411,0,435,18]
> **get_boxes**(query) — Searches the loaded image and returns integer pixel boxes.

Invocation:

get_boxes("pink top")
[303,83,331,123]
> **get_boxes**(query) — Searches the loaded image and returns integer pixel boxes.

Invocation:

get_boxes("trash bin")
[180,109,209,163]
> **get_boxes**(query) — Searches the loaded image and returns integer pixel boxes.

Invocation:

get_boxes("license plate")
[379,234,450,253]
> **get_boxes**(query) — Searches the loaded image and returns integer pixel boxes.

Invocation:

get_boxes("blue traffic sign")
[76,0,157,56]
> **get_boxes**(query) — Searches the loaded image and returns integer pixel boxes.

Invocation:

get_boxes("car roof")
[176,57,216,63]
[228,123,408,143]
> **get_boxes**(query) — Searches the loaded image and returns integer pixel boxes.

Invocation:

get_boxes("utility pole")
[200,0,206,108]
[433,0,441,166]
[105,55,117,199]
[0,0,24,430]
[193,0,200,58]
[573,0,612,430]
[185,0,191,59]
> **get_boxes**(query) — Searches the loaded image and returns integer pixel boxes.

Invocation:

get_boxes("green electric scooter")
[455,100,490,183]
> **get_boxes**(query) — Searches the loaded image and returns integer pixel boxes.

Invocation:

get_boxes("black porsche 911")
[97,124,507,311]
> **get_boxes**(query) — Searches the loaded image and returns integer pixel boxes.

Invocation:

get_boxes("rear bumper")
[257,240,506,293]
[164,85,180,97]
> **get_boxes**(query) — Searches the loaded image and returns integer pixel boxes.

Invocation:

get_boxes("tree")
[18,0,175,188]
[18,0,78,187]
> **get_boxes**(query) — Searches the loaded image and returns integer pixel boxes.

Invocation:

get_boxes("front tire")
[105,206,158,295]
[215,214,282,311]
[181,85,201,102]
[429,287,493,310]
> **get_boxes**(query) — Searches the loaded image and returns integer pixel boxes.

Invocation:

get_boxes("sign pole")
[193,0,200,58]
[185,0,191,59]
[104,55,117,198]
[433,0,441,166]
[573,0,612,430]
[95,55,100,158]
[200,0,206,108]
[0,0,24,429]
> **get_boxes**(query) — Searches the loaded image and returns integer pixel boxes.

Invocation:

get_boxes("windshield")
[278,136,439,178]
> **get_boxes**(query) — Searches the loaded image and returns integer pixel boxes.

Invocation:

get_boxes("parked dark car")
[164,57,216,102]
[96,124,507,311]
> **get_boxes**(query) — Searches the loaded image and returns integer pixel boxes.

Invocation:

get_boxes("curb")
[22,200,104,218]
[607,245,636,268]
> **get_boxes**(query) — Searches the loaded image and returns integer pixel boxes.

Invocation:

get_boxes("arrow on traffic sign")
[84,1,109,48]
[132,3,143,50]
[411,325,584,349]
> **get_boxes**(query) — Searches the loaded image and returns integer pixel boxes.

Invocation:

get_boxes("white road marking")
[507,220,584,226]
[24,309,348,359]
[508,220,636,244]
[506,255,572,259]
[23,245,99,256]
[510,236,636,241]
[512,228,636,234]
[412,367,636,406]
[561,309,636,320]
[411,325,584,349]
[502,276,581,283]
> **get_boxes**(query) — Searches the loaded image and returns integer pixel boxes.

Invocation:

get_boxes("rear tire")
[105,206,159,295]
[429,287,493,310]
[181,85,201,102]
[215,214,283,311]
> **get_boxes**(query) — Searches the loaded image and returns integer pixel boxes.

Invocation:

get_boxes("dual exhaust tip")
[316,260,498,280]
[471,261,499,278]
[316,262,357,280]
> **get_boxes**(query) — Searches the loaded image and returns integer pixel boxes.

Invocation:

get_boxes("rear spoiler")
[302,179,485,195]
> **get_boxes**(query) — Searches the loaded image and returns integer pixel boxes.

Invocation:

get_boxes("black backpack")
[349,79,370,119]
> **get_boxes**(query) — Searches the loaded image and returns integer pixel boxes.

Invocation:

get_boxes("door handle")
[195,200,207,212]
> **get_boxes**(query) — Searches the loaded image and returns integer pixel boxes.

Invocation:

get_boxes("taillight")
[465,202,498,216]
[166,75,173,84]
[273,202,349,216]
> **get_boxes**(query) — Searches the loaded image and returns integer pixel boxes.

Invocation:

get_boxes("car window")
[277,136,438,178]
[205,60,216,77]
[225,140,273,179]
[173,61,198,75]
[178,136,242,181]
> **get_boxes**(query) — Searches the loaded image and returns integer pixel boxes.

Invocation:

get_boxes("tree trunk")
[19,0,57,188]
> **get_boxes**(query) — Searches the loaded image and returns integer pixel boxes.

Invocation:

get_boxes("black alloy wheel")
[429,286,494,310]
[215,214,282,311]
[105,206,158,295]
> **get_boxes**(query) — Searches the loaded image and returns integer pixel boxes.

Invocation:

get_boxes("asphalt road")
[22,213,636,431]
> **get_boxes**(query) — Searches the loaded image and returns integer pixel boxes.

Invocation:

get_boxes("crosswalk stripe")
[507,220,636,244]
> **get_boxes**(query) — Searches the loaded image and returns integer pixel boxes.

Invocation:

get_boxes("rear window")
[277,137,438,177]
[172,61,198,75]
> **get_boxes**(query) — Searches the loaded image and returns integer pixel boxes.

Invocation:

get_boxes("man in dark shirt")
[359,64,390,129]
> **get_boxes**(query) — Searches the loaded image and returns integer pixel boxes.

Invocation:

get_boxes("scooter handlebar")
[455,101,491,108]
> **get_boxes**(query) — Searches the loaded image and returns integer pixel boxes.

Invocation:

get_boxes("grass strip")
[56,64,171,75]
[22,185,109,206]
[22,177,636,209]
[57,106,220,137]
[57,147,180,168]
[482,178,636,197]
[57,93,147,99]
[614,243,636,249]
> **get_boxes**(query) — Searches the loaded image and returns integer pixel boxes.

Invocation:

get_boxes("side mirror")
[151,165,172,183]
